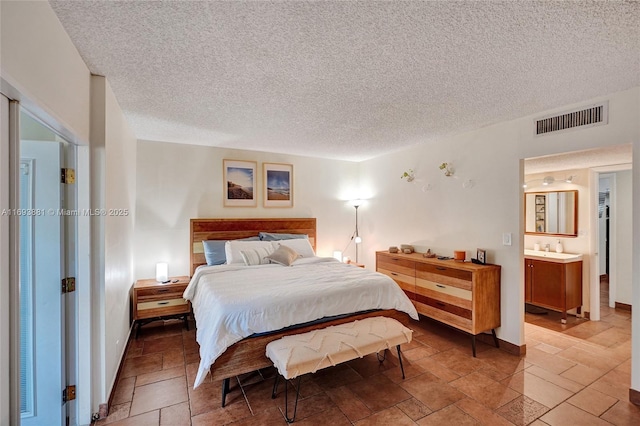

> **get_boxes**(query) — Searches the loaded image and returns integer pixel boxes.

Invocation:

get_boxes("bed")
[186,218,419,390]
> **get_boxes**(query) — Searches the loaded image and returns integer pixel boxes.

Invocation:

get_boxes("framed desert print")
[223,159,257,207]
[263,163,293,207]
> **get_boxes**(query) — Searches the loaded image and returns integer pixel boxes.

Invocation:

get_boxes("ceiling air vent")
[535,102,608,136]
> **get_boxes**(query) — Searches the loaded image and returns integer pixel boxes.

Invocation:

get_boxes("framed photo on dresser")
[263,163,293,207]
[223,159,257,207]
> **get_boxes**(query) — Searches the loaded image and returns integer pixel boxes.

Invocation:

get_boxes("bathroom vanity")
[524,249,583,323]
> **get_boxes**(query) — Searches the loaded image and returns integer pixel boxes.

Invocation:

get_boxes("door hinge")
[62,385,76,403]
[61,168,76,184]
[62,277,76,294]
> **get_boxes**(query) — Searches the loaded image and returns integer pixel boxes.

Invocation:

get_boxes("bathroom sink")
[524,249,583,263]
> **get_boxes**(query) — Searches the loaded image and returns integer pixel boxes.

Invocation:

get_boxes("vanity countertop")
[524,249,583,264]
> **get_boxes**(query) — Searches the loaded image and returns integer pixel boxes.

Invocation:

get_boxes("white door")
[20,140,65,426]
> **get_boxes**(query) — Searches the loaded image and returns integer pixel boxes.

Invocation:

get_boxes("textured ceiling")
[49,1,639,161]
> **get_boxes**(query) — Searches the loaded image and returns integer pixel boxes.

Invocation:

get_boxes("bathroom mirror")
[525,190,578,236]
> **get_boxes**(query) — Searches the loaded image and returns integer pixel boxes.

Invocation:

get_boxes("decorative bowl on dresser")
[132,276,191,338]
[376,251,501,356]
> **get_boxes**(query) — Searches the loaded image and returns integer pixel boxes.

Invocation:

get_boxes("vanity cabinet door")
[529,259,564,310]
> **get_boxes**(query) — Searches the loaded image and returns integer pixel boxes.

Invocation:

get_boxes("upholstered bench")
[266,316,413,422]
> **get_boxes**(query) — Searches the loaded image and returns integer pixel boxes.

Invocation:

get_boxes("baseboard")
[630,388,640,406]
[101,323,134,420]
[615,302,632,312]
[476,333,526,356]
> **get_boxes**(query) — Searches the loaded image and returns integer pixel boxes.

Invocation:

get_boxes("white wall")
[0,0,90,144]
[614,170,633,305]
[134,141,359,279]
[360,120,524,346]
[92,76,138,407]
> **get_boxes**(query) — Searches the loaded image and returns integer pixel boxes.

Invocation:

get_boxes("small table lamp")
[156,262,169,283]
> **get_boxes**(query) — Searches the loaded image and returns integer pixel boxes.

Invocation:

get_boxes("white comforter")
[183,257,418,388]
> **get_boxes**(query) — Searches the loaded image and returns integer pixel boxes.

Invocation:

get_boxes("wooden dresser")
[376,251,501,356]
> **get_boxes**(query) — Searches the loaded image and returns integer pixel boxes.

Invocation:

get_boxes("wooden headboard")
[190,218,317,276]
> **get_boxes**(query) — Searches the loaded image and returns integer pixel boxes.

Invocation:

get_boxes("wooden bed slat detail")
[208,309,411,382]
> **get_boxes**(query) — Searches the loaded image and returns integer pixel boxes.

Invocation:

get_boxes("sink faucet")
[544,244,550,252]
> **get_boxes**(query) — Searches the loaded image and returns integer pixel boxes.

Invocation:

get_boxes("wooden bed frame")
[189,218,411,384]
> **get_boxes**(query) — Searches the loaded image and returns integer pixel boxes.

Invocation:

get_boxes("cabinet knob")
[436,267,446,271]
[436,284,446,289]
[157,301,169,305]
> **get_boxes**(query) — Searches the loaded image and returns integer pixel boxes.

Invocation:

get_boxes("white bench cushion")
[265,316,412,379]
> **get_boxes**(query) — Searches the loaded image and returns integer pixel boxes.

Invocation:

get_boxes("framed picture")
[476,249,486,264]
[263,163,293,208]
[223,159,257,207]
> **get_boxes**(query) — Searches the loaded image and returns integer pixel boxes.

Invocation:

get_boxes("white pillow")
[272,239,315,258]
[225,240,275,264]
[240,247,275,266]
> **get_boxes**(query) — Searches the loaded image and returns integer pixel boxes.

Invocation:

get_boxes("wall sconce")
[542,176,555,185]
[439,162,454,177]
[156,262,169,283]
[400,169,415,182]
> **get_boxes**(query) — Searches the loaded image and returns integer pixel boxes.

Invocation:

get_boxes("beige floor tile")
[354,406,416,426]
[540,402,611,425]
[600,400,640,426]
[567,387,617,416]
[416,404,480,425]
[160,402,191,426]
[501,371,573,409]
[130,376,188,417]
[455,397,516,426]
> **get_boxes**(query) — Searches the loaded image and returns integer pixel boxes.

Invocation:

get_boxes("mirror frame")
[524,190,578,237]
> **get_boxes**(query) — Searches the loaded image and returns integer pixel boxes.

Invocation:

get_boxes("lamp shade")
[354,236,362,244]
[156,262,169,282]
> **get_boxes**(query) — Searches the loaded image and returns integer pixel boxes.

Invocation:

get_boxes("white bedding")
[183,257,418,388]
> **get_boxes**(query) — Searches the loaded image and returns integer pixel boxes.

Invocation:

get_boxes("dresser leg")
[491,329,499,348]
[471,335,477,357]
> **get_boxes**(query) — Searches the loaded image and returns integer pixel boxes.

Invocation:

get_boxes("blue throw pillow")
[259,232,308,241]
[202,240,227,265]
[203,237,260,265]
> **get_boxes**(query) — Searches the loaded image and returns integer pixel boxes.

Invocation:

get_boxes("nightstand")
[132,276,191,338]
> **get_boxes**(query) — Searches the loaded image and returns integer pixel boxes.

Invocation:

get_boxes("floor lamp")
[352,199,363,263]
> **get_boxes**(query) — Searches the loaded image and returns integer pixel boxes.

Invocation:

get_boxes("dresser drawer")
[377,254,416,277]
[416,263,472,291]
[414,300,472,332]
[136,286,185,300]
[416,279,472,302]
[378,268,416,288]
[137,298,188,311]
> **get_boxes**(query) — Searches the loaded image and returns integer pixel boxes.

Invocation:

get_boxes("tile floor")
[97,284,639,425]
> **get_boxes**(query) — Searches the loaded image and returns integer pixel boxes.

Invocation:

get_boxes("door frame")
[1,91,93,424]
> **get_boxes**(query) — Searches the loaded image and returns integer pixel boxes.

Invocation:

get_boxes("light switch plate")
[502,233,512,246]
